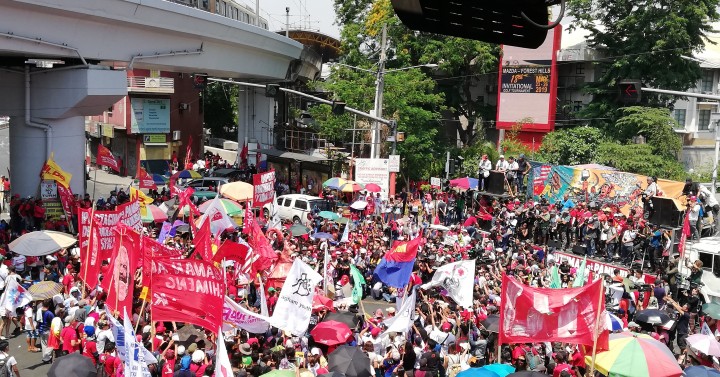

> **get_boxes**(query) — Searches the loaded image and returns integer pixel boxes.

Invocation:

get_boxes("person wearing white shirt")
[689,198,701,240]
[495,155,509,172]
[478,155,492,191]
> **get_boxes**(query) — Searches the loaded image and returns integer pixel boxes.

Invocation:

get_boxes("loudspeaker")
[572,244,587,256]
[649,197,682,227]
[485,171,506,195]
[547,239,562,250]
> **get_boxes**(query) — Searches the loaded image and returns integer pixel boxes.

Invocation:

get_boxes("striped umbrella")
[172,169,202,179]
[9,231,77,256]
[585,332,682,377]
[198,198,244,216]
[28,281,64,301]
[323,177,348,190]
[339,181,365,192]
[141,204,168,223]
[606,312,624,332]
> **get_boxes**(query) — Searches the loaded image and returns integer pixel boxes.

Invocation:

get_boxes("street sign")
[618,80,642,103]
[388,155,400,172]
[143,134,166,143]
[430,177,441,187]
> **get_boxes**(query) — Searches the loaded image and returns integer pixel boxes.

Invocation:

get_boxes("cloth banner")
[56,184,75,222]
[246,218,277,275]
[242,201,254,235]
[222,296,271,333]
[253,170,276,207]
[215,330,234,377]
[421,259,475,308]
[382,288,416,335]
[269,259,323,336]
[0,277,32,316]
[102,225,140,314]
[79,217,103,290]
[527,162,685,215]
[499,274,608,350]
[199,196,235,235]
[78,200,142,257]
[123,309,152,377]
[678,210,691,258]
[136,167,157,190]
[150,257,225,332]
[97,144,121,173]
[212,240,250,264]
[193,216,214,261]
[141,236,184,288]
[41,153,72,188]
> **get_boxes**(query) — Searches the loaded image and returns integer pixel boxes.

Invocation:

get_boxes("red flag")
[184,135,194,170]
[247,220,277,274]
[56,184,75,222]
[193,216,213,261]
[141,236,184,287]
[102,224,140,314]
[136,167,157,190]
[678,209,691,258]
[240,143,248,165]
[242,202,254,235]
[97,144,121,173]
[79,216,102,290]
[499,274,608,350]
[150,257,224,332]
[212,240,250,264]
[176,186,200,216]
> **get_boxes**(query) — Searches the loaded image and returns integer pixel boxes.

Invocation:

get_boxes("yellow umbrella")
[219,181,254,202]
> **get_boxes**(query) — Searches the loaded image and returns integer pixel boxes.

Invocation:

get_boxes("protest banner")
[78,200,142,257]
[253,170,276,207]
[103,225,140,314]
[97,144,121,173]
[269,259,322,336]
[150,258,225,332]
[222,296,271,333]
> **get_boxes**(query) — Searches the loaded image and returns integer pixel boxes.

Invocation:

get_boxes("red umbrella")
[365,183,382,193]
[313,294,334,312]
[311,320,352,346]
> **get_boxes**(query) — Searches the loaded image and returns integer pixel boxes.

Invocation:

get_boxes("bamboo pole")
[588,279,605,376]
[82,203,97,296]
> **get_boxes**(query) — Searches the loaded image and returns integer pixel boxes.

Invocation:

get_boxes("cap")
[628,321,640,328]
[387,307,396,314]
[187,343,198,354]
[370,327,381,337]
[310,347,321,356]
[177,345,186,355]
[240,343,252,355]
[499,154,504,158]
[191,350,205,363]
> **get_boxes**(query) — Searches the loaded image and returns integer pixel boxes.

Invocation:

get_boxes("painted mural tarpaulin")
[527,162,685,215]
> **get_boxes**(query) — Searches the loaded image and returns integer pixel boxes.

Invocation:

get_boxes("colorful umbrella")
[312,232,334,240]
[684,366,720,377]
[606,312,624,332]
[339,181,365,193]
[318,211,340,220]
[364,183,382,193]
[585,332,682,377]
[311,320,352,346]
[28,281,63,301]
[172,169,202,180]
[687,333,720,357]
[702,302,720,320]
[323,177,348,190]
[9,230,77,256]
[456,368,501,377]
[151,173,168,184]
[141,204,168,223]
[449,177,479,190]
[290,224,310,236]
[198,198,244,216]
[219,181,254,202]
[480,364,515,377]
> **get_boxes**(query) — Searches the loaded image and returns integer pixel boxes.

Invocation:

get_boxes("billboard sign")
[131,98,171,134]
[355,158,389,198]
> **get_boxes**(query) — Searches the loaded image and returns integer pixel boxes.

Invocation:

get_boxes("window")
[701,70,714,92]
[215,0,220,13]
[575,64,585,75]
[573,101,583,112]
[699,109,711,131]
[294,200,308,210]
[276,197,283,205]
[673,109,686,128]
[283,198,292,207]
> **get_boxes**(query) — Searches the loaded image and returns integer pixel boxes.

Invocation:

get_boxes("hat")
[84,326,96,337]
[191,350,205,363]
[499,154,505,158]
[387,307,396,314]
[628,321,640,328]
[441,322,452,332]
[143,325,152,334]
[310,347,321,356]
[370,327,381,337]
[240,343,252,355]
[156,324,166,333]
[187,343,198,354]
[268,287,276,293]
[374,309,384,318]
[177,345,186,355]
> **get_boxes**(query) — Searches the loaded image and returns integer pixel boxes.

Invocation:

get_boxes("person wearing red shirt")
[569,346,586,375]
[552,351,574,377]
[160,349,177,377]
[61,321,80,355]
[99,342,120,377]
[81,326,99,365]
[62,269,77,294]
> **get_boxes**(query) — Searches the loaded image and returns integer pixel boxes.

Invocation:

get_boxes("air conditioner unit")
[173,130,182,141]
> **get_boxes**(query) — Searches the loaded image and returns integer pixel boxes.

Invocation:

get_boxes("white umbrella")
[9,230,77,256]
[687,333,720,357]
[429,224,449,231]
[350,200,368,210]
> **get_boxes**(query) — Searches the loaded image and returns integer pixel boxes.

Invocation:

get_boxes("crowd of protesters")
[0,159,719,377]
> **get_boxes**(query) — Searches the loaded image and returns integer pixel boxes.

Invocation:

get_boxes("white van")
[263,194,332,223]
[682,236,720,304]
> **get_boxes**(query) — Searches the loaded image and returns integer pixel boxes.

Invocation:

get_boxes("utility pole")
[370,24,387,159]
[285,7,290,37]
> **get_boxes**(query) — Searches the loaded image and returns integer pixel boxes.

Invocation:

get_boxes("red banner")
[499,274,608,350]
[78,201,142,258]
[56,184,75,221]
[102,224,140,314]
[141,236,184,288]
[136,167,157,190]
[253,170,275,208]
[242,201,254,235]
[679,210,691,258]
[247,219,277,275]
[97,144,121,173]
[212,240,250,264]
[79,217,102,290]
[193,217,213,261]
[150,258,225,332]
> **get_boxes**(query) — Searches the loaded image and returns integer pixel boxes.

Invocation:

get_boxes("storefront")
[257,149,331,196]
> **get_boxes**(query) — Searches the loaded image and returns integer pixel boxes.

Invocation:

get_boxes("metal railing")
[127,76,174,93]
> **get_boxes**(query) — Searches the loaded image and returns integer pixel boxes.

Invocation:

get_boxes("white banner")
[215,330,234,377]
[0,278,32,316]
[123,309,152,377]
[421,259,476,308]
[222,296,271,333]
[354,158,389,198]
[200,196,236,235]
[382,289,416,335]
[430,177,441,188]
[269,259,322,336]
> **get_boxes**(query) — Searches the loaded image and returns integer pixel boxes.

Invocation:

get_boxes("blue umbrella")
[151,173,168,184]
[312,232,334,240]
[456,368,501,377]
[480,364,515,377]
[684,366,720,377]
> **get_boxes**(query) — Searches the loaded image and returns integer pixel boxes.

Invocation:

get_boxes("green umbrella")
[291,224,310,236]
[703,302,720,320]
[319,211,340,220]
[336,217,350,224]
[261,370,296,377]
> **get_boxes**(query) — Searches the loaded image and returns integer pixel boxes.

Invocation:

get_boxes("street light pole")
[370,24,387,159]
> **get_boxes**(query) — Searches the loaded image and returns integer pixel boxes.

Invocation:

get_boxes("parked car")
[180,177,229,191]
[263,194,332,223]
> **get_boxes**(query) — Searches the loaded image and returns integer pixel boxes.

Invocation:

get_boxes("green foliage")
[499,121,533,160]
[458,141,499,177]
[614,106,682,158]
[538,126,604,165]
[566,0,720,128]
[596,142,686,180]
[203,82,238,139]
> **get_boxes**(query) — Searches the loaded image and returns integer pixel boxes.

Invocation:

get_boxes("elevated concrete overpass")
[0,0,304,196]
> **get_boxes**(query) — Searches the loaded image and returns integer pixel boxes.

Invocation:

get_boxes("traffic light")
[192,73,208,90]
[618,80,642,104]
[448,160,456,176]
[331,101,346,115]
[265,84,281,98]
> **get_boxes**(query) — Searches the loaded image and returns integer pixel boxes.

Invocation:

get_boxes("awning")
[252,148,328,162]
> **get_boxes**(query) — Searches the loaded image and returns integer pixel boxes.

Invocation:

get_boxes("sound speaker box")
[649,197,682,227]
[572,244,587,256]
[485,171,506,195]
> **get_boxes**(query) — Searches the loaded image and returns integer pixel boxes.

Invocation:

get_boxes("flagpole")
[134,299,147,334]
[323,248,328,296]
[588,279,605,377]
[82,202,97,297]
[92,166,98,202]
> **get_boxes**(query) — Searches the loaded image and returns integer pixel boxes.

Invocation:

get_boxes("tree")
[203,82,238,140]
[567,0,719,130]
[537,126,604,165]
[614,106,682,159]
[597,142,686,180]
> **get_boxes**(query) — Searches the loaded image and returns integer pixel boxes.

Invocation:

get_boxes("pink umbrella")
[365,183,382,193]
